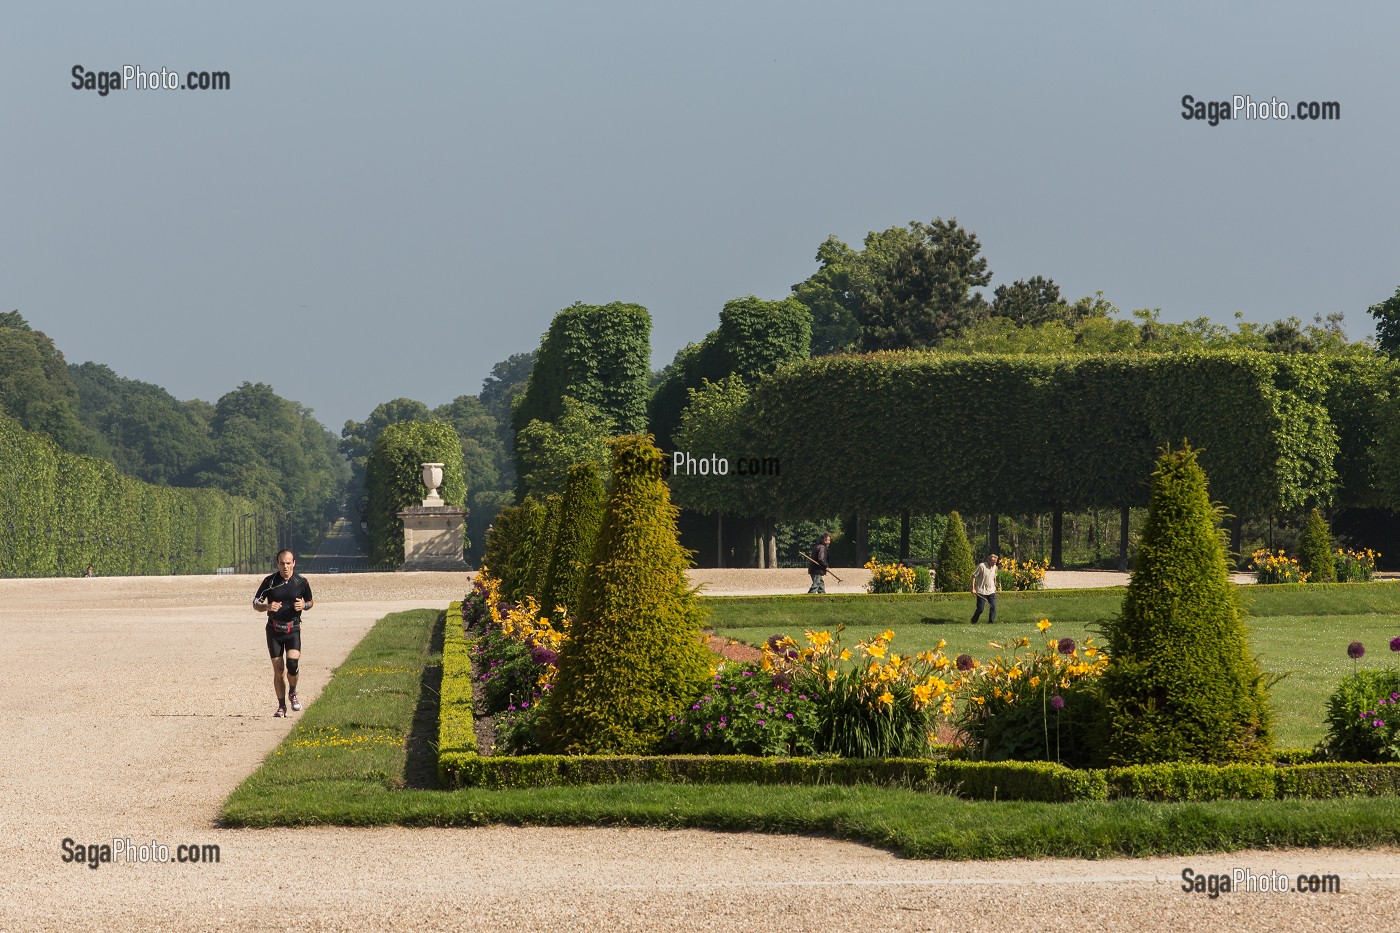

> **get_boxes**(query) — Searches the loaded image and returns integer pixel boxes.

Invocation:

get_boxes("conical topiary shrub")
[1097,445,1272,765]
[935,511,975,592]
[538,463,606,619]
[542,435,712,754]
[1298,507,1336,583]
[501,496,545,601]
[481,501,525,577]
[523,494,563,601]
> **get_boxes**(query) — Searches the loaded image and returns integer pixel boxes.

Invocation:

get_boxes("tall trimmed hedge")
[934,510,975,592]
[1098,445,1272,765]
[365,421,465,566]
[1321,356,1394,509]
[732,351,1337,521]
[0,412,265,576]
[543,435,712,754]
[513,301,652,440]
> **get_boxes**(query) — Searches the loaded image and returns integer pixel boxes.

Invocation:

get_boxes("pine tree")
[1297,507,1336,583]
[542,435,712,754]
[1098,445,1272,764]
[935,511,975,592]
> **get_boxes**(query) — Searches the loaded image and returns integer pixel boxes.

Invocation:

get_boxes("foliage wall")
[0,413,266,576]
[722,351,1339,520]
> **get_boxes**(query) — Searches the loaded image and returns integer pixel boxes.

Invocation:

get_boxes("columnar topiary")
[538,463,607,618]
[481,501,523,577]
[542,435,712,754]
[522,494,562,600]
[1298,507,1336,583]
[500,496,545,601]
[935,511,975,592]
[1098,445,1272,765]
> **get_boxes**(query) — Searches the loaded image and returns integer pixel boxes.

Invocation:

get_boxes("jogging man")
[253,548,314,717]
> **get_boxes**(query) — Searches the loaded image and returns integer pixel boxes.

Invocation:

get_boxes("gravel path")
[2,571,1395,931]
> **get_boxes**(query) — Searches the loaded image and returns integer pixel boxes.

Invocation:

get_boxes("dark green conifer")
[1297,507,1336,583]
[538,464,606,618]
[1098,445,1272,764]
[935,511,975,592]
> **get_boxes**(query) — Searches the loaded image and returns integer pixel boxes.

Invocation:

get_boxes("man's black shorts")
[266,625,302,658]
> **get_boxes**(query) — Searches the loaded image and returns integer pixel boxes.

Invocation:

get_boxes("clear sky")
[4,1,1396,433]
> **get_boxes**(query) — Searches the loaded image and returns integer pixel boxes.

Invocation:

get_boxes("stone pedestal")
[397,505,467,570]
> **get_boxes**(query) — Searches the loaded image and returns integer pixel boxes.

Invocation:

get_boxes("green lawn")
[220,598,1400,857]
[702,583,1400,749]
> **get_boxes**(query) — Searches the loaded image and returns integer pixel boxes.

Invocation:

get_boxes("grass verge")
[222,603,1400,858]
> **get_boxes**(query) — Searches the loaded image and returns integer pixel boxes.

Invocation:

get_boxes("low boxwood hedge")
[437,603,476,770]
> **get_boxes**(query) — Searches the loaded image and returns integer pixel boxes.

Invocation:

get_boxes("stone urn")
[421,462,445,506]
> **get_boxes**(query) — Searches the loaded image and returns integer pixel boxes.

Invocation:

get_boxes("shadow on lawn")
[403,611,446,790]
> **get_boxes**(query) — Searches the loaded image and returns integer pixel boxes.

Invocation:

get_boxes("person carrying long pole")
[804,532,841,592]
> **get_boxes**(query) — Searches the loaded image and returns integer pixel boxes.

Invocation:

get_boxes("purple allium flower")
[1057,637,1076,655]
[770,671,792,690]
[496,601,511,615]
[767,634,784,652]
[956,653,974,671]
[1050,695,1066,710]
[530,645,559,666]
[785,648,799,661]
[1391,636,1400,653]
[1348,641,1366,660]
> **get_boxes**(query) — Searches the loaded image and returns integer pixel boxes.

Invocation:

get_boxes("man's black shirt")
[255,572,313,634]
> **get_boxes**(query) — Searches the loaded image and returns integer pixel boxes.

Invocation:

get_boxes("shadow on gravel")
[403,612,445,789]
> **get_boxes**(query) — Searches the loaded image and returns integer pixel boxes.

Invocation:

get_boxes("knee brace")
[286,657,299,676]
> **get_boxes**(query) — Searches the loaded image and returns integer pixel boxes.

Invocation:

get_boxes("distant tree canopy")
[0,312,101,455]
[1368,285,1400,358]
[790,218,992,354]
[69,362,213,485]
[191,382,348,549]
[648,295,811,450]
